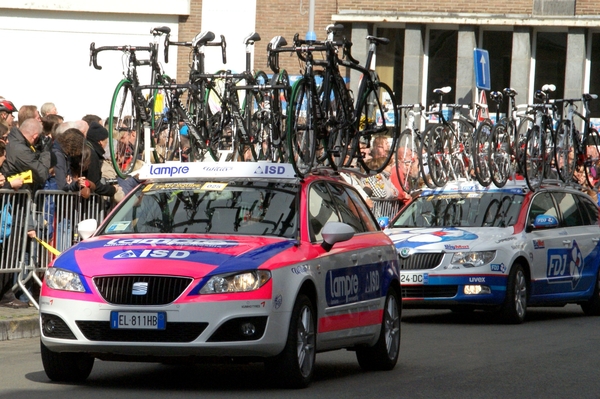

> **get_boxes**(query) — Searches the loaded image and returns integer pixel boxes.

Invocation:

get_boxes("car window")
[100,182,298,238]
[574,194,599,226]
[528,192,558,226]
[326,182,366,233]
[552,192,585,227]
[309,182,341,241]
[391,192,523,228]
[342,185,379,232]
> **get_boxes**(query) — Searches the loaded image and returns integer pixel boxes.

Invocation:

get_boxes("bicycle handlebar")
[89,42,154,70]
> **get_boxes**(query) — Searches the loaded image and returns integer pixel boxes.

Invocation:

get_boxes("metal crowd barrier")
[371,197,403,220]
[8,190,107,309]
[0,189,32,304]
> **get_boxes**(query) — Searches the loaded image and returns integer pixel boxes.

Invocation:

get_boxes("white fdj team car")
[385,181,600,324]
[39,162,401,388]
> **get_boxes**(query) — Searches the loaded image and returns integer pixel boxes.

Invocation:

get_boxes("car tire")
[356,287,401,371]
[581,268,600,316]
[265,294,316,389]
[499,264,527,324]
[41,341,94,382]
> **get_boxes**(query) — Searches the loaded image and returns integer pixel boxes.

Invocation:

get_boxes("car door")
[308,181,386,348]
[527,191,568,296]
[551,192,600,293]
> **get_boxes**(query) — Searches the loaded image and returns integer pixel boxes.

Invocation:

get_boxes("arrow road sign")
[474,48,491,91]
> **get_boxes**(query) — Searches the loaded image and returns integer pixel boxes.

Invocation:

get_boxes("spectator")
[17,105,41,127]
[85,122,120,199]
[53,128,90,192]
[42,114,64,138]
[82,114,102,126]
[0,100,17,128]
[0,140,28,308]
[0,118,51,193]
[0,124,8,143]
[40,102,58,118]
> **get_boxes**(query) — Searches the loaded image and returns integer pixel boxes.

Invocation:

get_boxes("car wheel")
[40,341,94,382]
[499,263,527,324]
[265,294,316,389]
[581,268,600,316]
[356,287,401,371]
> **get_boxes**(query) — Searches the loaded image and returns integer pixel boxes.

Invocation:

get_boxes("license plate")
[400,273,427,284]
[110,311,166,330]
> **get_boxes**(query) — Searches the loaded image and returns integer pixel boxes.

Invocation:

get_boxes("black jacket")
[84,140,115,197]
[0,127,50,193]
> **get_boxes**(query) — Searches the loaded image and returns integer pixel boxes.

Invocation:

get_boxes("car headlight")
[451,251,496,267]
[199,270,271,294]
[44,268,85,292]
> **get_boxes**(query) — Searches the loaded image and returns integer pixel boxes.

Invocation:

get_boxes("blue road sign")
[474,48,491,91]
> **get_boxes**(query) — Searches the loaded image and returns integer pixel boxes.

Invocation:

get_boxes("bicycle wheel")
[554,120,577,183]
[450,119,475,180]
[269,70,290,163]
[355,81,399,174]
[395,129,422,193]
[318,74,351,169]
[473,120,493,186]
[108,79,143,178]
[584,128,600,186]
[524,126,546,191]
[287,78,316,177]
[489,123,511,187]
[515,116,533,176]
[420,123,447,188]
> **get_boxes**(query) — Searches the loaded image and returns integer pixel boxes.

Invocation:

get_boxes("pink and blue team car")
[40,162,401,388]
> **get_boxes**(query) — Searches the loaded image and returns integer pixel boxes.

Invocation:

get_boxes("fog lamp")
[464,285,491,295]
[241,322,256,337]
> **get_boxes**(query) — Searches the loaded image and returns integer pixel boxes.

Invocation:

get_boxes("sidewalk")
[0,305,40,341]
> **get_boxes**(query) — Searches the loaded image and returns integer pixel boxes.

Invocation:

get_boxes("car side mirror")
[78,219,98,240]
[321,222,355,252]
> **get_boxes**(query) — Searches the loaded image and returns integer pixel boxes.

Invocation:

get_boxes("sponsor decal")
[110,249,192,259]
[469,277,486,283]
[291,265,310,275]
[148,164,190,177]
[104,238,238,248]
[273,294,283,309]
[547,242,584,289]
[490,263,507,273]
[325,265,381,306]
[254,165,288,176]
[533,240,545,249]
[444,244,469,250]
[241,301,266,309]
[392,227,478,249]
[496,237,516,244]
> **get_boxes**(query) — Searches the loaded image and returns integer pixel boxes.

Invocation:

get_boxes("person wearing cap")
[85,122,121,200]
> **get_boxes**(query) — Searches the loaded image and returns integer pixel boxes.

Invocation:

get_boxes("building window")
[426,29,457,105]
[534,32,567,100]
[481,30,512,115]
[590,32,600,118]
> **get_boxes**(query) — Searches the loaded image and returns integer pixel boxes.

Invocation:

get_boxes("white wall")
[202,0,257,74]
[0,9,179,122]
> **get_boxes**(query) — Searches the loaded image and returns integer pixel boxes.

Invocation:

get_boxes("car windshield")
[392,192,524,228]
[99,181,298,238]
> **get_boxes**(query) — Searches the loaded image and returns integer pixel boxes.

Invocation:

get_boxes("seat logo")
[132,282,148,295]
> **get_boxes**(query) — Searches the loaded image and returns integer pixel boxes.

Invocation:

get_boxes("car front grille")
[399,252,444,270]
[401,285,458,298]
[76,321,208,342]
[94,275,193,305]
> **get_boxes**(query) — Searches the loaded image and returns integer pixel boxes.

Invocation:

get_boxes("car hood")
[52,234,297,278]
[385,226,514,252]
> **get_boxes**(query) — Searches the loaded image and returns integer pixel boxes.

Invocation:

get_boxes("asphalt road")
[1,305,599,399]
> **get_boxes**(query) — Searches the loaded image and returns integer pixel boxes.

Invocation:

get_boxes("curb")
[0,309,40,341]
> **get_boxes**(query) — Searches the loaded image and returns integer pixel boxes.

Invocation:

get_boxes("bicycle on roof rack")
[90,26,172,178]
